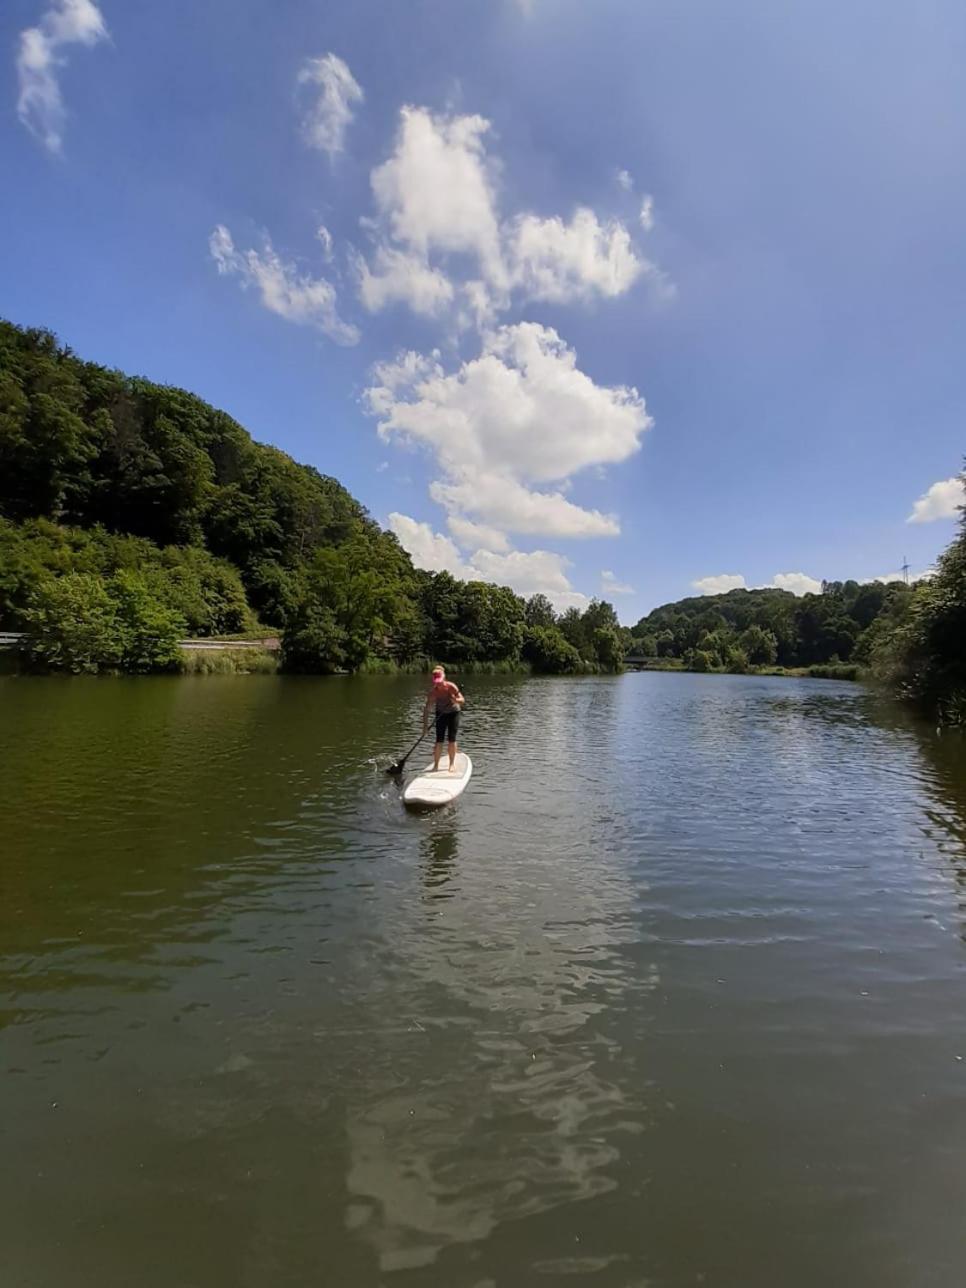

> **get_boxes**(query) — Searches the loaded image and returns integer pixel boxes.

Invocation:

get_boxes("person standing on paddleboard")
[423,666,465,773]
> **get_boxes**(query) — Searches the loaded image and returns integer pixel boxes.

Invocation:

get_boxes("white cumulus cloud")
[601,570,635,596]
[297,53,363,155]
[446,515,510,554]
[370,106,506,289]
[507,208,648,304]
[692,571,823,597]
[771,571,822,596]
[17,0,108,153]
[388,514,588,610]
[692,574,747,596]
[364,322,649,539]
[355,105,661,321]
[367,323,648,484]
[209,225,359,345]
[907,476,964,523]
[470,548,588,609]
[354,244,455,316]
[431,474,619,539]
[872,567,933,584]
[388,513,470,577]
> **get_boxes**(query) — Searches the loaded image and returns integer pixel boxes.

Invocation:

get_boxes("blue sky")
[4,0,965,620]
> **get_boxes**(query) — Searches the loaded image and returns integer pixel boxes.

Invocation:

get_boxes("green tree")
[724,644,750,674]
[23,572,120,672]
[871,481,966,717]
[794,596,859,663]
[523,625,582,673]
[280,603,347,674]
[109,571,184,672]
[656,629,676,657]
[22,571,182,673]
[525,593,556,629]
[591,625,624,670]
[738,624,779,665]
[684,648,714,672]
[558,606,586,654]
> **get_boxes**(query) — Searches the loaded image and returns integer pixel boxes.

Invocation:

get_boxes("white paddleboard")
[403,753,473,809]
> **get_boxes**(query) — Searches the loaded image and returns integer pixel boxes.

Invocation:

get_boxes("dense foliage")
[630,579,917,672]
[0,320,621,675]
[4,321,960,710]
[865,493,966,723]
[629,487,966,724]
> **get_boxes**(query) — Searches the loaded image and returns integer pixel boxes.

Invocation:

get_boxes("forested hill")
[2,320,962,713]
[0,320,623,674]
[629,536,966,726]
[0,319,407,621]
[629,581,915,670]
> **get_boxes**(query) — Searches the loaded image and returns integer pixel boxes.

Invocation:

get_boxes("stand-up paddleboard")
[403,753,473,809]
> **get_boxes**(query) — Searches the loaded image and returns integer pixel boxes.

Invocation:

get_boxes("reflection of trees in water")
[342,830,657,1274]
[420,823,460,898]
[905,721,966,925]
[845,690,966,938]
[0,678,379,1030]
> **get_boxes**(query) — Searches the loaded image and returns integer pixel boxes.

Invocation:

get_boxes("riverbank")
[627,656,863,681]
[1,637,863,681]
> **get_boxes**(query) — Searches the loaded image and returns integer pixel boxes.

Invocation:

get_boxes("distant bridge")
[623,655,684,671]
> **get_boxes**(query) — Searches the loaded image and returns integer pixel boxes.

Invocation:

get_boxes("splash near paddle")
[402,753,473,809]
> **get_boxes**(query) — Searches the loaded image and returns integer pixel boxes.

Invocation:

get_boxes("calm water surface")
[2,672,966,1287]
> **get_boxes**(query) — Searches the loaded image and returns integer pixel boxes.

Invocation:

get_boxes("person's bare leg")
[434,741,443,771]
[448,739,457,771]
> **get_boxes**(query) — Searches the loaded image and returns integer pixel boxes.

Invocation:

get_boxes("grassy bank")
[355,656,633,677]
[628,657,864,681]
[178,647,278,675]
[355,656,535,676]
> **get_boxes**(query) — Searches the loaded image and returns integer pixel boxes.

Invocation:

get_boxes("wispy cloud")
[17,0,108,153]
[297,53,363,156]
[601,570,635,595]
[209,225,359,345]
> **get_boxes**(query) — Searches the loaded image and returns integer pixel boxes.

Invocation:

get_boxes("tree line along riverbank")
[1,320,963,722]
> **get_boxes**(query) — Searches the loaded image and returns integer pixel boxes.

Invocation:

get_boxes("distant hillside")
[629,581,914,670]
[0,320,622,675]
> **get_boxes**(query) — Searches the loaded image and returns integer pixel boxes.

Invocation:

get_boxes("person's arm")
[452,683,465,708]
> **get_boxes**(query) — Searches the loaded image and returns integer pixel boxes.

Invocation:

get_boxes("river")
[2,672,966,1287]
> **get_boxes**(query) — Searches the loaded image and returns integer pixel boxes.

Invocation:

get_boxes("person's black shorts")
[435,711,460,744]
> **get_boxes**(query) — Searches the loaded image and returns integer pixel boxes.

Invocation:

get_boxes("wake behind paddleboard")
[402,753,473,809]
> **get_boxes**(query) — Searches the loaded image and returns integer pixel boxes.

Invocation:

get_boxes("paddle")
[386,729,427,776]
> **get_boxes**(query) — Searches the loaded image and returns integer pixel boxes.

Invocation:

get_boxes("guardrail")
[180,638,280,651]
[0,632,280,651]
